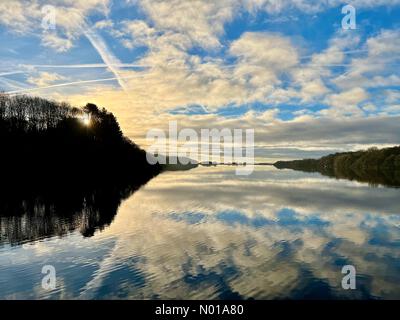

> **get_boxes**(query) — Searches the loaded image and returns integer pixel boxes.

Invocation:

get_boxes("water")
[1,166,400,299]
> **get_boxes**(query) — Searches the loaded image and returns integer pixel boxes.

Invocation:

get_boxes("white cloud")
[290,31,361,104]
[327,87,369,106]
[333,30,400,90]
[100,31,301,112]
[41,33,74,52]
[383,105,400,113]
[94,19,114,29]
[120,20,159,49]
[27,71,66,87]
[137,0,238,49]
[0,0,111,51]
[323,87,369,117]
[384,89,400,104]
[230,32,298,70]
[0,1,41,33]
[228,32,300,101]
[298,80,329,102]
[362,103,377,112]
[243,0,400,14]
[49,84,400,154]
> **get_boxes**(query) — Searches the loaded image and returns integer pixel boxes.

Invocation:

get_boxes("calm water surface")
[1,166,400,299]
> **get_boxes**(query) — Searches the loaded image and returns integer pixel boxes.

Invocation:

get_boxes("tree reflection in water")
[0,177,153,246]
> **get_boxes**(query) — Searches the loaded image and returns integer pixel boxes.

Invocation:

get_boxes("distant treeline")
[274,146,400,188]
[0,93,161,186]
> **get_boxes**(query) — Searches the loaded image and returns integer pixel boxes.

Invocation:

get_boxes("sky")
[0,0,399,161]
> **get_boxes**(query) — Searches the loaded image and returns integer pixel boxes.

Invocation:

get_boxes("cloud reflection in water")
[0,166,399,299]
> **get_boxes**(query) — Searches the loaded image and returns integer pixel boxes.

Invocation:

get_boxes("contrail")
[298,49,370,60]
[3,45,385,95]
[5,74,147,95]
[0,71,25,76]
[0,76,30,90]
[18,63,148,69]
[83,26,128,91]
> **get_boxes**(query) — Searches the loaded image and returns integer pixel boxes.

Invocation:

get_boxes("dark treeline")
[0,93,161,184]
[0,94,162,244]
[274,146,400,188]
[0,94,81,130]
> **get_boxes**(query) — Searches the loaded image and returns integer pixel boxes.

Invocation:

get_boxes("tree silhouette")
[0,93,162,196]
[0,93,163,245]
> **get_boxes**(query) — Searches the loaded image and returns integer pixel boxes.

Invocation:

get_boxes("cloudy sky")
[0,0,399,161]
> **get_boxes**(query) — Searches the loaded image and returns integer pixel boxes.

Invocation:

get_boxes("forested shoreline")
[0,93,164,242]
[274,146,400,187]
[0,93,161,185]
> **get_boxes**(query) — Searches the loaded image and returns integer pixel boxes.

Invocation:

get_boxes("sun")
[81,113,91,126]
[83,117,90,126]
